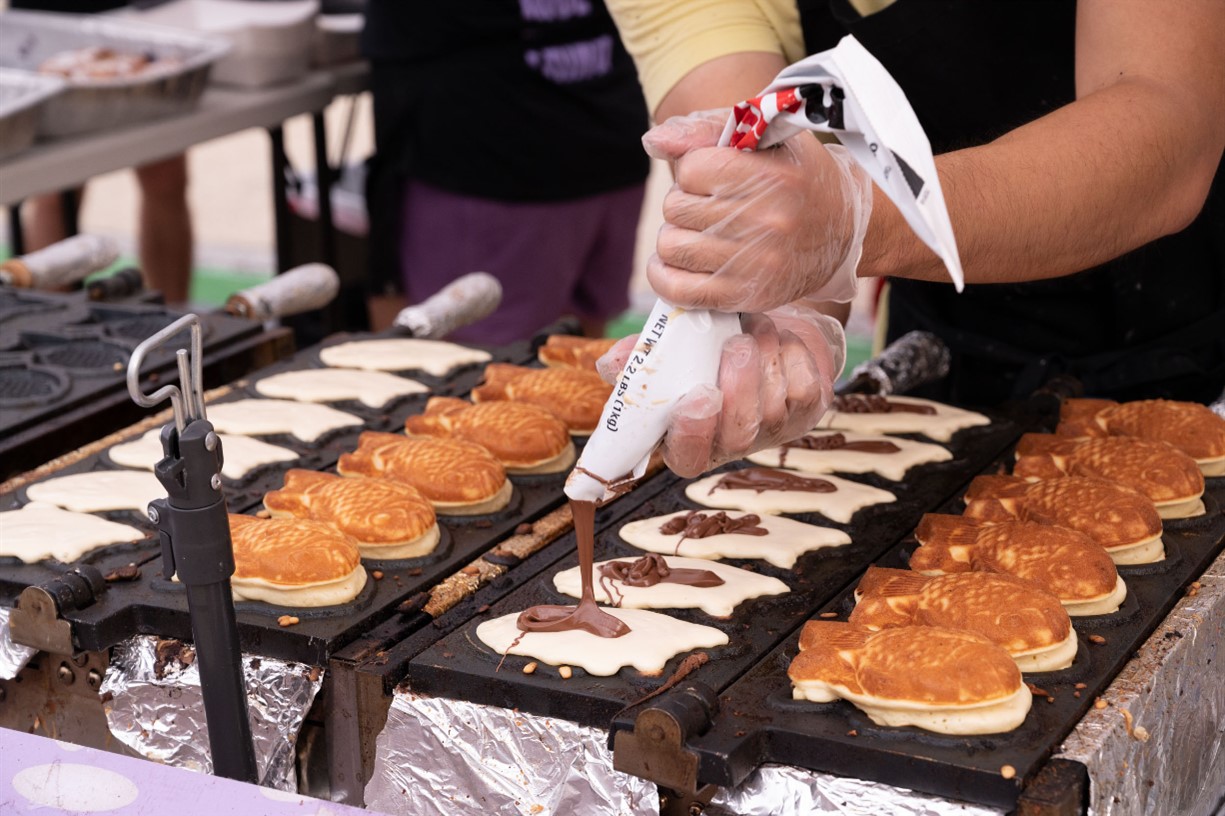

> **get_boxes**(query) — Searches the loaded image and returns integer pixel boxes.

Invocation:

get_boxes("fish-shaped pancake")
[227,514,366,607]
[338,431,511,515]
[850,567,1075,671]
[404,397,574,474]
[537,335,617,371]
[1057,398,1225,476]
[1014,433,1204,518]
[789,622,1031,734]
[911,514,1125,615]
[264,470,439,560]
[470,363,611,435]
[962,475,1164,564]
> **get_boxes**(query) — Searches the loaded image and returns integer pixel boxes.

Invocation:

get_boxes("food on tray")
[206,399,362,443]
[471,363,612,435]
[107,428,297,480]
[0,502,145,563]
[405,396,574,474]
[338,431,512,515]
[815,394,990,442]
[912,514,1126,616]
[537,335,617,370]
[788,621,1032,734]
[254,368,428,408]
[619,510,850,569]
[1057,398,1225,476]
[850,567,1076,671]
[318,338,491,377]
[25,470,164,518]
[684,467,896,523]
[552,554,789,617]
[263,470,440,560]
[476,606,728,676]
[226,514,366,607]
[747,430,952,481]
[39,46,182,81]
[962,475,1164,564]
[1014,434,1205,519]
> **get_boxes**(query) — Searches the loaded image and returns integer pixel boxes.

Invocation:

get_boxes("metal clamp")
[10,566,107,655]
[126,313,206,432]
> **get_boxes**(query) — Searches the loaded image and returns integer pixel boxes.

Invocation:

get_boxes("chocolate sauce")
[785,433,902,454]
[516,500,630,638]
[660,511,769,538]
[598,554,724,606]
[832,394,937,415]
[710,467,837,495]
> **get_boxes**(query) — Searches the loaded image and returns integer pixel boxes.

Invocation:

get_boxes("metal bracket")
[127,313,206,432]
[10,566,107,655]
[613,684,720,794]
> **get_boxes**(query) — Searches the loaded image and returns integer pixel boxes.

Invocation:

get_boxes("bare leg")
[135,154,192,304]
[19,190,81,251]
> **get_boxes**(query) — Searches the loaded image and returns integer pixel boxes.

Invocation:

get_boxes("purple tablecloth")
[0,727,373,815]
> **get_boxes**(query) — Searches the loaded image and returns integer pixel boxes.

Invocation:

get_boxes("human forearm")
[860,78,1225,284]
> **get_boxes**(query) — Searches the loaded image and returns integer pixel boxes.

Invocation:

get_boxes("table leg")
[312,110,337,269]
[268,125,292,274]
[8,202,24,257]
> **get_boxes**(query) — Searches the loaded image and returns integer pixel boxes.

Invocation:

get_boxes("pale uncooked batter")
[817,396,990,442]
[108,429,298,481]
[26,471,164,518]
[1,502,145,563]
[619,511,851,568]
[319,338,491,376]
[685,470,896,523]
[254,368,429,408]
[748,431,953,480]
[207,399,362,443]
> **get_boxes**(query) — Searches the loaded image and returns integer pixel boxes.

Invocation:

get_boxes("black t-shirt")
[799,0,1225,404]
[362,1,650,201]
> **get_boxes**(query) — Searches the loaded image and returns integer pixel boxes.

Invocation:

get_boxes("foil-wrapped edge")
[0,606,38,680]
[364,690,659,816]
[708,763,1004,816]
[99,635,324,791]
[1056,549,1225,816]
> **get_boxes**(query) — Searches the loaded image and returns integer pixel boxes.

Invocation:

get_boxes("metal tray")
[661,470,1225,811]
[0,10,229,137]
[0,68,63,161]
[406,407,1036,727]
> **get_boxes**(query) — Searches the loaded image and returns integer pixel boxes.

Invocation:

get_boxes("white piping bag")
[565,35,964,503]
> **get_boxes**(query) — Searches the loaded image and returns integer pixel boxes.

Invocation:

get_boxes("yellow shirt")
[606,0,897,115]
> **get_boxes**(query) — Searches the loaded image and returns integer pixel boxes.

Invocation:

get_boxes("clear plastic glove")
[642,109,874,312]
[597,303,846,478]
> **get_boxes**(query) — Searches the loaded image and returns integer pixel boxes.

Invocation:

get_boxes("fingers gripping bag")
[565,35,965,504]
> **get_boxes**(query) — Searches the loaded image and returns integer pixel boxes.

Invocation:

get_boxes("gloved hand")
[597,302,846,478]
[642,109,874,311]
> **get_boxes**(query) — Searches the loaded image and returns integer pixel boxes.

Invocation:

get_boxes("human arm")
[636,0,1225,308]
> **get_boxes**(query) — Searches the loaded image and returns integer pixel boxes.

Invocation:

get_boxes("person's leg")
[19,189,81,251]
[399,182,595,344]
[134,154,192,303]
[570,182,647,337]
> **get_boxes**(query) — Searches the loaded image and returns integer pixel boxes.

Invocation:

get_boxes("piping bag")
[565,35,965,503]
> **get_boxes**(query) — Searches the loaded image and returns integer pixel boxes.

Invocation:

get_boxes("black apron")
[798,0,1225,405]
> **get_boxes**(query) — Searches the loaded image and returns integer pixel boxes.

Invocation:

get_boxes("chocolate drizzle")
[710,467,837,495]
[660,510,769,539]
[597,554,724,607]
[515,500,630,638]
[785,433,902,454]
[832,394,937,415]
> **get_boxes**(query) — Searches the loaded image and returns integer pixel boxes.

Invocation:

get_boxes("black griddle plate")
[407,408,1035,726]
[653,476,1225,810]
[0,328,584,665]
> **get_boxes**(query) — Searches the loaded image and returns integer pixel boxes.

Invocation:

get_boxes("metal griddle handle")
[126,313,206,432]
[126,312,259,785]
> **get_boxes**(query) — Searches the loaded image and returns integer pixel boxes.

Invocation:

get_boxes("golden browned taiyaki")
[1014,433,1204,519]
[471,363,611,435]
[911,514,1125,616]
[962,475,1164,564]
[404,396,574,474]
[264,470,439,560]
[850,567,1075,671]
[788,622,1031,734]
[226,514,366,607]
[1057,398,1225,476]
[537,335,618,371]
[337,431,511,515]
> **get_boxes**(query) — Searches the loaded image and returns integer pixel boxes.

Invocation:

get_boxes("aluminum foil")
[0,67,63,160]
[707,763,1003,816]
[99,635,323,792]
[1056,549,1225,816]
[364,690,659,816]
[0,606,38,680]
